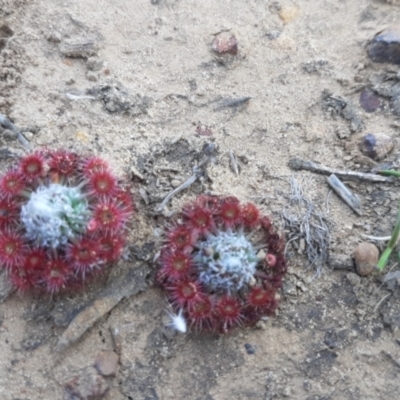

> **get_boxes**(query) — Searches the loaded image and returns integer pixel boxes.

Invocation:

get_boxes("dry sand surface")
[1,0,400,399]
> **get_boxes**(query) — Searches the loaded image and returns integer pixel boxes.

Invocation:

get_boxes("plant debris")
[281,178,331,275]
[327,174,362,215]
[0,113,31,150]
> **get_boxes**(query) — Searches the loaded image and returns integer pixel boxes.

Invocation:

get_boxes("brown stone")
[353,242,379,276]
[95,350,119,377]
[359,133,394,161]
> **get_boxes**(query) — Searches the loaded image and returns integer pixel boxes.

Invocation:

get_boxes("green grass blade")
[377,204,400,271]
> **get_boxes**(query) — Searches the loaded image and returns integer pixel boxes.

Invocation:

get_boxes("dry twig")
[0,113,31,150]
[289,157,393,183]
[228,150,240,175]
[213,97,251,112]
[155,146,216,213]
[327,174,362,215]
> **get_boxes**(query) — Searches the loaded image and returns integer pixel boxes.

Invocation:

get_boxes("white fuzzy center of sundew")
[195,230,258,292]
[21,183,90,248]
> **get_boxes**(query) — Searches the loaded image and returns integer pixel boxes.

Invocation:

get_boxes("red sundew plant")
[0,149,134,294]
[157,195,287,334]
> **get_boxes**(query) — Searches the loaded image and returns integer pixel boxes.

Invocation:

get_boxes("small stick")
[327,174,362,215]
[228,150,240,175]
[109,326,122,355]
[0,113,31,150]
[214,97,251,111]
[372,293,391,314]
[288,157,393,183]
[155,155,213,213]
[361,234,391,241]
[65,93,96,101]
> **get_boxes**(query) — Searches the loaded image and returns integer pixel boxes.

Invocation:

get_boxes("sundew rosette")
[0,150,134,293]
[157,195,287,334]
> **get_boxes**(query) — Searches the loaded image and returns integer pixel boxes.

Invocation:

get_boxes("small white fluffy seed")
[166,309,187,333]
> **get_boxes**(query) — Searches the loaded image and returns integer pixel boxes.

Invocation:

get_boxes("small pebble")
[95,350,119,377]
[346,272,361,286]
[86,57,104,71]
[359,89,382,113]
[170,179,181,188]
[367,25,400,65]
[211,32,238,56]
[2,129,17,141]
[255,320,267,330]
[244,343,256,355]
[359,132,394,161]
[139,188,149,205]
[353,242,379,276]
[256,249,266,261]
[265,30,282,40]
[86,71,98,82]
[335,126,351,140]
[130,165,144,180]
[279,5,300,24]
[196,125,213,136]
[47,31,62,43]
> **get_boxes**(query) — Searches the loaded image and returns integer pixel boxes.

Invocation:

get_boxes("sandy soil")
[1,0,400,399]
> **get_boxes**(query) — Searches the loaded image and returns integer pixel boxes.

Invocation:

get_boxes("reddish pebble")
[64,366,109,399]
[196,125,213,136]
[211,33,238,56]
[95,350,119,377]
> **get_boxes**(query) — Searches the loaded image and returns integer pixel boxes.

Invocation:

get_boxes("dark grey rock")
[367,25,400,65]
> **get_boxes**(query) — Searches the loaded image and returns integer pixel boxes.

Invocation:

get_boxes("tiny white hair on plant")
[164,307,187,334]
